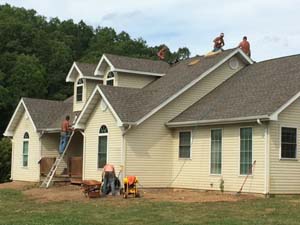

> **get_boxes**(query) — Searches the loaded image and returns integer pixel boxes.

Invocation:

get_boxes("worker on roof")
[102,163,116,196]
[59,115,72,154]
[238,36,251,57]
[157,46,168,60]
[213,33,225,52]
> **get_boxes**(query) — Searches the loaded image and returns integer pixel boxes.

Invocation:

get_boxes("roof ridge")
[256,53,300,65]
[22,97,64,103]
[104,53,170,64]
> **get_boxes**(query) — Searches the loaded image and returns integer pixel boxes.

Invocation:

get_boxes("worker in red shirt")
[102,164,116,196]
[59,115,72,154]
[213,33,225,52]
[238,36,251,57]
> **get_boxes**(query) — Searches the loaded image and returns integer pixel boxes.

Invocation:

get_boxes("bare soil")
[0,182,260,203]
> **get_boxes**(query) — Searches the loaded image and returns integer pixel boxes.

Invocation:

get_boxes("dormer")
[66,62,103,112]
[94,54,170,88]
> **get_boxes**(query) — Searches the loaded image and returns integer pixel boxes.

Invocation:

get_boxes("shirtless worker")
[213,33,225,52]
[238,36,251,57]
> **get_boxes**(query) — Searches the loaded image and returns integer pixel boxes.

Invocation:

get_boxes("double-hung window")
[106,72,115,86]
[211,129,222,174]
[281,127,297,159]
[179,131,191,158]
[23,132,29,167]
[76,79,84,102]
[240,128,252,175]
[98,125,108,168]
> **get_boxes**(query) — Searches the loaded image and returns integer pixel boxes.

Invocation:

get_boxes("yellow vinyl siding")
[86,80,101,101]
[11,112,40,182]
[117,72,157,88]
[171,124,265,193]
[125,56,246,188]
[269,98,300,194]
[83,97,123,180]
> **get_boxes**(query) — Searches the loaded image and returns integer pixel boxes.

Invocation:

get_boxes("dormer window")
[106,72,114,86]
[76,79,84,102]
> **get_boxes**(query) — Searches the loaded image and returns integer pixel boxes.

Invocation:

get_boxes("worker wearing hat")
[213,33,225,52]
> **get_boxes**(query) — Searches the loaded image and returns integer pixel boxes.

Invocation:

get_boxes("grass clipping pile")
[0,181,259,203]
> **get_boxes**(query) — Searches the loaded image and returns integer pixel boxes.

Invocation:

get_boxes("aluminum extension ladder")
[40,131,75,188]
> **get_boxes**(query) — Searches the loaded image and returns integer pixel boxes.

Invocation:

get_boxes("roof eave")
[166,115,270,128]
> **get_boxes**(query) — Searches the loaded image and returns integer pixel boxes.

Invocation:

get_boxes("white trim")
[74,86,123,129]
[135,49,253,126]
[167,115,270,128]
[270,91,300,120]
[113,68,165,77]
[178,130,192,159]
[3,99,37,137]
[279,125,298,160]
[94,55,116,76]
[209,128,223,176]
[97,124,109,169]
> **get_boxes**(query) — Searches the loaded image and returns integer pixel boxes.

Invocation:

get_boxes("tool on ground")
[40,131,75,188]
[237,160,256,194]
[123,176,139,198]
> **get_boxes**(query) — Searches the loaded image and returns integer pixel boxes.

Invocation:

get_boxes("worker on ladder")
[212,33,225,52]
[238,36,251,57]
[59,115,72,154]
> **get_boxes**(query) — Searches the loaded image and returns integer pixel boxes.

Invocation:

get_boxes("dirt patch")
[0,181,38,190]
[141,189,260,203]
[20,184,260,203]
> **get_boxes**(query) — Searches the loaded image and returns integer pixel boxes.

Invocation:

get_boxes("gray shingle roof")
[169,54,300,124]
[100,49,237,122]
[105,53,170,74]
[23,96,77,130]
[75,62,98,77]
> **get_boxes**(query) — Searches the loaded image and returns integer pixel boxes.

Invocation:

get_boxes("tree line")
[0,4,191,182]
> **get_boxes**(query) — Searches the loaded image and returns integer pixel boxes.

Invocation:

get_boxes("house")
[4,48,300,194]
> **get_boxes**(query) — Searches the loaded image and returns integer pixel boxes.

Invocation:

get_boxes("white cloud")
[1,0,300,61]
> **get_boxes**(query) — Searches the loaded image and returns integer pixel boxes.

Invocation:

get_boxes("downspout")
[10,137,14,181]
[79,130,86,180]
[257,119,270,195]
[121,125,132,181]
[38,131,45,182]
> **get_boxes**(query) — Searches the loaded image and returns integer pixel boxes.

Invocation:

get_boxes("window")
[179,131,191,158]
[76,79,84,102]
[23,132,29,167]
[281,127,297,159]
[98,125,108,168]
[106,72,114,86]
[211,129,222,174]
[240,128,252,175]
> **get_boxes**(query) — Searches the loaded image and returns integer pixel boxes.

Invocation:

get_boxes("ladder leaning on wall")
[40,131,75,188]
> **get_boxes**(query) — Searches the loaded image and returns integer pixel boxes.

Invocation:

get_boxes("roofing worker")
[59,115,72,154]
[102,163,116,196]
[238,36,251,57]
[213,33,225,52]
[157,46,168,60]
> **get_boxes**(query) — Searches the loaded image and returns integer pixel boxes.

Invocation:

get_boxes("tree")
[0,138,12,183]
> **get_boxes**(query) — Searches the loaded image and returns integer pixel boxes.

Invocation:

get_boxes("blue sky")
[1,0,299,61]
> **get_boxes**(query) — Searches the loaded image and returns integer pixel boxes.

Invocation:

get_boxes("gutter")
[166,115,270,128]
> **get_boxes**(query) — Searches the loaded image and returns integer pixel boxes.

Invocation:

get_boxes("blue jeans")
[213,47,224,52]
[102,172,116,195]
[59,132,69,153]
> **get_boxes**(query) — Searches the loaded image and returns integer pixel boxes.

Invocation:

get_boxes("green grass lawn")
[0,189,300,225]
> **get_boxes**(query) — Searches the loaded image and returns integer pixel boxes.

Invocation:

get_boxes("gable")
[4,99,37,137]
[66,62,102,82]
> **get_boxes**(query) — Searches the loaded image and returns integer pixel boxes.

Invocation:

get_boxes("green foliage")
[0,138,12,183]
[0,3,191,136]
